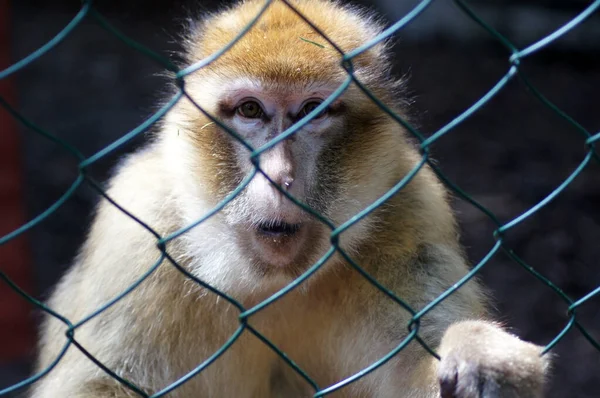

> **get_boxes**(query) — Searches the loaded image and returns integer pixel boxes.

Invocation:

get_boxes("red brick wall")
[0,0,36,363]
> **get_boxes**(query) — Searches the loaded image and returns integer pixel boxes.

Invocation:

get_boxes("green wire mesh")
[1,0,599,396]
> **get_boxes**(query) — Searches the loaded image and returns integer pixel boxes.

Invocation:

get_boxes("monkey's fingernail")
[440,367,458,398]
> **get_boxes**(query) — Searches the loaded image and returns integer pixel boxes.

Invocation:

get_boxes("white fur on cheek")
[159,102,269,294]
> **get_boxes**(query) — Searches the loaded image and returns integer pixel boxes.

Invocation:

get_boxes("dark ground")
[2,0,599,396]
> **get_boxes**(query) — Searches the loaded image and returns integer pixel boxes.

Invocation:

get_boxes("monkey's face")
[169,0,410,278]
[211,80,348,271]
[171,73,406,279]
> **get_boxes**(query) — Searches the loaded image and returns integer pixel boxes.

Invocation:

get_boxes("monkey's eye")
[298,101,327,120]
[237,101,264,119]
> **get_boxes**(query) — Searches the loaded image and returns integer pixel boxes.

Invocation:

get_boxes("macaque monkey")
[31,0,550,397]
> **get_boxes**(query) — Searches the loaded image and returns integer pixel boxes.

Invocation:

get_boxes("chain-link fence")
[1,0,599,396]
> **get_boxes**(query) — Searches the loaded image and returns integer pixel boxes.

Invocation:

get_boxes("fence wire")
[1,0,600,396]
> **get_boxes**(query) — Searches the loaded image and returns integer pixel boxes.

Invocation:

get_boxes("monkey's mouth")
[257,221,301,237]
[248,219,313,268]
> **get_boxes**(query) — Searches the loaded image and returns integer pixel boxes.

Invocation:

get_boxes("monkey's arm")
[388,245,550,398]
[434,320,550,398]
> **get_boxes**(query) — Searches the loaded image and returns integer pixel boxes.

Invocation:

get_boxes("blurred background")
[1,0,599,396]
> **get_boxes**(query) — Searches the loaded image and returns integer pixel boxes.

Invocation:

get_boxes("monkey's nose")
[260,141,296,194]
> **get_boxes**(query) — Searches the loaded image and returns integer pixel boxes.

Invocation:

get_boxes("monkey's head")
[162,0,421,279]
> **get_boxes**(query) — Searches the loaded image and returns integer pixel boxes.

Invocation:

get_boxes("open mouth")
[257,221,301,237]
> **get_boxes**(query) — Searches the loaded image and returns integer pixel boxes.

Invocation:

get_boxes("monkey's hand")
[437,320,549,398]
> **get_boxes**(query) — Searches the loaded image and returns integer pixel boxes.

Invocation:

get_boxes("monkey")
[30,0,550,397]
